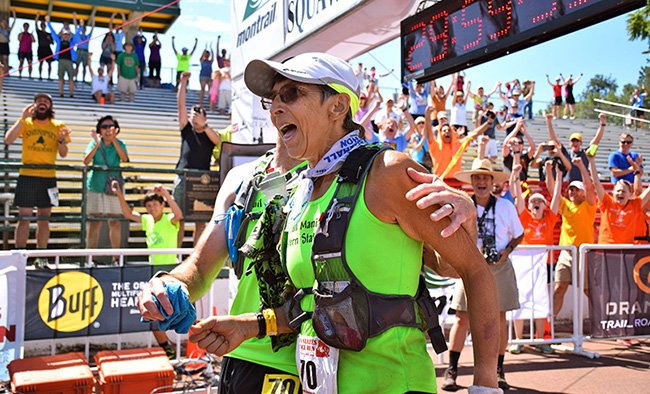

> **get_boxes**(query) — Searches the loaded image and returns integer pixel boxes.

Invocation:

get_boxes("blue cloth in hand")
[140,282,196,334]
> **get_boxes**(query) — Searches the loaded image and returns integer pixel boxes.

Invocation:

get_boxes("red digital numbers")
[427,11,449,62]
[531,1,559,24]
[460,0,483,51]
[566,0,594,9]
[487,0,512,39]
[406,21,428,72]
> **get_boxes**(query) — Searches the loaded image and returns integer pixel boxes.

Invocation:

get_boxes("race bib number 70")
[297,334,339,394]
[261,373,301,394]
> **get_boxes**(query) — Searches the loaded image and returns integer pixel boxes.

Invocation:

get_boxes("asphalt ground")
[431,337,650,393]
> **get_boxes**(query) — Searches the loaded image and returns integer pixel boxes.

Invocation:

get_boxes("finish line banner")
[587,249,650,337]
[24,265,175,340]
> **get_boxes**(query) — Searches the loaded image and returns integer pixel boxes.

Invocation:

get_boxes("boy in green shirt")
[113,182,183,358]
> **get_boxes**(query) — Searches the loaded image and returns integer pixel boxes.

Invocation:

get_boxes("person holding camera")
[532,139,571,182]
[442,159,524,391]
[502,118,536,180]
[174,71,221,246]
[479,103,517,163]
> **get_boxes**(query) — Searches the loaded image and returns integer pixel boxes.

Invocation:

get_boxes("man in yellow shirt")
[546,157,596,318]
[4,93,71,253]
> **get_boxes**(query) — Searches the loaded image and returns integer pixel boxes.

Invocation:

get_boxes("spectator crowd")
[0,11,232,113]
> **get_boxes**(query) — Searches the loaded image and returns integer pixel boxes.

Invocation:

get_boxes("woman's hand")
[405,168,477,238]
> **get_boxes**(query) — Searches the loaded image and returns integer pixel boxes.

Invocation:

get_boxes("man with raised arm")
[546,111,605,182]
[173,71,221,247]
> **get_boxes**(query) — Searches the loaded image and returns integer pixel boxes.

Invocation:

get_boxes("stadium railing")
[0,162,215,250]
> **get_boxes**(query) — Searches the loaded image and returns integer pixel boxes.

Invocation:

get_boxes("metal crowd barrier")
[13,248,231,362]
[578,244,650,354]
[0,162,216,249]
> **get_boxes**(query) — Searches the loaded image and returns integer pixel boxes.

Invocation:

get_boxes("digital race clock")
[401,0,646,83]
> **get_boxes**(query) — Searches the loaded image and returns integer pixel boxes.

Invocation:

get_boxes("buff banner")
[507,249,550,320]
[24,264,175,340]
[587,249,650,337]
[0,253,26,381]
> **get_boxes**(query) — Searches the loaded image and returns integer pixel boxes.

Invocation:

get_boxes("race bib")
[297,333,339,394]
[47,187,59,207]
[261,373,301,394]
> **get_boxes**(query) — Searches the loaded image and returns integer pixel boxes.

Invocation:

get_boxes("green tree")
[627,1,650,53]
[575,74,621,122]
[579,74,618,100]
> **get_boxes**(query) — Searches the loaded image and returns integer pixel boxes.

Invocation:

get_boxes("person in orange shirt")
[546,156,596,318]
[587,152,650,244]
[508,161,562,354]
[630,157,650,244]
[423,105,490,179]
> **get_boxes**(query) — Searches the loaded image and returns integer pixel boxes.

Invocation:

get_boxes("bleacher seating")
[0,75,230,249]
[1,74,649,250]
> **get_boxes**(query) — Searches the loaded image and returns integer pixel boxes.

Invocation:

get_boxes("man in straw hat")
[442,158,524,391]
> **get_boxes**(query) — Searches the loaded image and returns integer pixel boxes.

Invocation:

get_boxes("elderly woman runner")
[188,53,501,394]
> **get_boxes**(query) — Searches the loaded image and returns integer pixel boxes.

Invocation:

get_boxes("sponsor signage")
[24,265,176,340]
[587,249,650,337]
[284,0,365,47]
[231,0,285,77]
[0,253,26,381]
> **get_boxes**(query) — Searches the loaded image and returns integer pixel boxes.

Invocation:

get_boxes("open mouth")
[279,123,297,141]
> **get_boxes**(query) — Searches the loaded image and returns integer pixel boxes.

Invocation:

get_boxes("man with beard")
[4,94,71,258]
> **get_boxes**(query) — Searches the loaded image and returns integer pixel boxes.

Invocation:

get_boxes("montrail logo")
[237,2,277,47]
[243,0,271,21]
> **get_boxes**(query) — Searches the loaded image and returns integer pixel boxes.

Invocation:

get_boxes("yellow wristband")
[263,308,277,336]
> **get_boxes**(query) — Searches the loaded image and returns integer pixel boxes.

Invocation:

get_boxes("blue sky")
[9,2,648,99]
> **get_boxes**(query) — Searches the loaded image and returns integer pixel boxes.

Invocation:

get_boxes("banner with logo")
[507,249,551,320]
[0,253,26,381]
[587,248,650,337]
[24,264,176,340]
[284,0,365,47]
[231,0,285,78]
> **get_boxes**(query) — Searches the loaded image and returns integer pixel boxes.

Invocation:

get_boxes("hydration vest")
[285,144,448,354]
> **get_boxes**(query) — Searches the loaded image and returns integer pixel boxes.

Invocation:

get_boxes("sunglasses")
[570,139,581,142]
[99,124,116,129]
[261,84,308,110]
[620,140,633,145]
